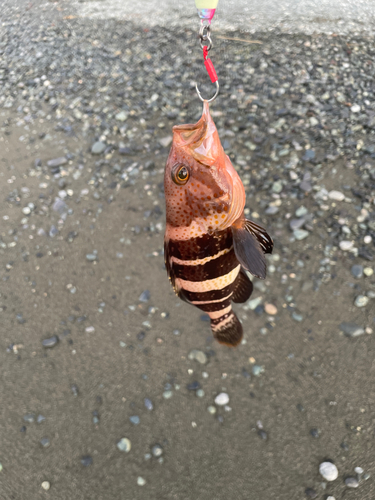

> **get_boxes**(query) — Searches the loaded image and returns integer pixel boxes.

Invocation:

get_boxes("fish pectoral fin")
[244,219,274,255]
[211,312,243,347]
[231,222,267,280]
[232,268,253,303]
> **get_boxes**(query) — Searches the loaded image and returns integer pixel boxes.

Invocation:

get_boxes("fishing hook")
[195,80,220,103]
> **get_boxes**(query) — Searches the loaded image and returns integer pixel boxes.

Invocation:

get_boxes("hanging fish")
[164,102,273,347]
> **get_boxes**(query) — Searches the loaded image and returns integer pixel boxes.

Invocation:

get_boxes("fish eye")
[172,164,190,185]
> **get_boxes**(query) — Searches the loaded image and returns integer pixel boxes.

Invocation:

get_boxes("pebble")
[292,312,304,322]
[351,265,363,279]
[328,190,345,201]
[138,290,151,302]
[42,335,59,348]
[319,462,338,481]
[91,141,106,155]
[40,437,50,448]
[252,365,265,376]
[144,398,153,410]
[163,390,173,399]
[304,487,317,498]
[137,477,146,486]
[188,349,207,365]
[354,466,364,474]
[86,253,97,261]
[351,104,361,113]
[326,497,335,500]
[22,207,31,215]
[23,413,35,423]
[339,322,365,337]
[246,296,263,310]
[339,240,354,251]
[354,295,369,308]
[81,456,93,466]
[151,444,163,457]
[207,406,216,414]
[345,477,359,488]
[115,111,128,121]
[364,235,372,244]
[215,393,229,406]
[294,229,309,240]
[364,267,374,277]
[295,206,308,217]
[129,416,140,425]
[116,438,131,453]
[264,303,277,315]
[159,136,172,148]
[47,157,67,168]
[41,481,50,491]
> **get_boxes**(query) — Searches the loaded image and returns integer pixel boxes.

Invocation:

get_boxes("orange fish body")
[164,102,273,347]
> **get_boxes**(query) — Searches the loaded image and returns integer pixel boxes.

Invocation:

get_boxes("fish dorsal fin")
[231,219,268,280]
[232,268,253,303]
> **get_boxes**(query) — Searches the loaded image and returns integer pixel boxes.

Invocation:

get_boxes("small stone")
[188,349,207,364]
[246,296,263,310]
[138,290,150,302]
[151,444,163,457]
[40,437,50,448]
[208,405,216,414]
[196,389,205,397]
[319,462,338,481]
[364,235,372,244]
[163,390,173,399]
[304,487,317,498]
[117,438,131,453]
[41,481,50,491]
[328,190,345,201]
[81,456,93,466]
[129,416,140,425]
[91,142,106,155]
[265,205,279,215]
[86,253,97,261]
[22,207,31,215]
[264,303,277,315]
[23,413,35,423]
[339,322,365,337]
[115,111,128,121]
[42,335,59,348]
[252,365,264,376]
[37,415,46,424]
[364,267,374,277]
[354,295,369,308]
[159,136,172,148]
[310,428,320,438]
[326,497,335,500]
[292,312,304,322]
[187,381,200,391]
[339,240,354,251]
[47,157,67,168]
[355,466,364,475]
[144,398,153,410]
[215,392,229,406]
[137,477,146,486]
[294,229,309,240]
[351,104,361,113]
[272,181,283,193]
[295,206,308,217]
[257,429,268,440]
[351,265,363,279]
[345,477,359,488]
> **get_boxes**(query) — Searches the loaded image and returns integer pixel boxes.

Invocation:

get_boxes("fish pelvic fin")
[211,311,243,347]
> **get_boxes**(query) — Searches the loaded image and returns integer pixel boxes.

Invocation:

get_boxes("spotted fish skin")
[164,102,273,347]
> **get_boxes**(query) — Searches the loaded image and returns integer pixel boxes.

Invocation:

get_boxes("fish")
[164,101,273,347]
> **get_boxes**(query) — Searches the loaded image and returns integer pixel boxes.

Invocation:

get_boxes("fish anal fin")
[211,312,243,347]
[232,268,253,303]
[232,223,267,280]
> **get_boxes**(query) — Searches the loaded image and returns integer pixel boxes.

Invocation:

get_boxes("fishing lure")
[163,1,273,347]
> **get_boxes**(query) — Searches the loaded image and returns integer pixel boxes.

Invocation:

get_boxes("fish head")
[164,101,245,236]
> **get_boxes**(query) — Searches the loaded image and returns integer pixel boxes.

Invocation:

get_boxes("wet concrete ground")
[0,0,375,499]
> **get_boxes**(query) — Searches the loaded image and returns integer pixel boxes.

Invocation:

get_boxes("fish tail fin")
[211,310,243,347]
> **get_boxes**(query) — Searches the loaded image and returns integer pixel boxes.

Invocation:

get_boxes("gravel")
[116,438,131,453]
[319,461,338,481]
